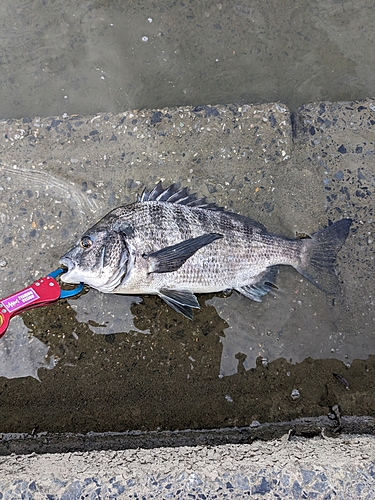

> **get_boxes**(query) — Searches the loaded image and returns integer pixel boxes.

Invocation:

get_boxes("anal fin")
[158,288,200,319]
[235,266,279,302]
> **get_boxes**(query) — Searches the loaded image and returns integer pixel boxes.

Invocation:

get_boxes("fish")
[59,181,352,319]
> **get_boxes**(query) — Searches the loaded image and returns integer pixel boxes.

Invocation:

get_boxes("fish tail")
[295,218,352,293]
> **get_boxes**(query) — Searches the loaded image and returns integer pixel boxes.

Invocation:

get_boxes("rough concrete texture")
[0,434,374,498]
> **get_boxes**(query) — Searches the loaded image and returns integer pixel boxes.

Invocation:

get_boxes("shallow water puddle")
[0,163,372,380]
[0,316,55,380]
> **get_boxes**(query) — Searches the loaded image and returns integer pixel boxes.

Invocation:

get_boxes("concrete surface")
[0,434,374,498]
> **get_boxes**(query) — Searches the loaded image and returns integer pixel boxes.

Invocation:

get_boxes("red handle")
[0,275,61,337]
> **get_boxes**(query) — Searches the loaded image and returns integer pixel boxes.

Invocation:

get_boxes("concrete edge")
[1,415,374,456]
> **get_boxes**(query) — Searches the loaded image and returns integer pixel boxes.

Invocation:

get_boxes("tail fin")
[295,219,352,293]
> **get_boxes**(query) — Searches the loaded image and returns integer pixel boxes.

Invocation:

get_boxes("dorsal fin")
[137,181,224,211]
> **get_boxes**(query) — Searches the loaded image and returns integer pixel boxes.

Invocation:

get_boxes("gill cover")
[60,229,131,293]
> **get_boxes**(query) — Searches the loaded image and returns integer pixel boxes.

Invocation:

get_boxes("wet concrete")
[0,416,374,457]
[1,0,375,119]
[0,99,374,441]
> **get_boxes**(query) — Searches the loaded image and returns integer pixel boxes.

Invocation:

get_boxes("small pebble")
[291,388,300,400]
[261,357,268,367]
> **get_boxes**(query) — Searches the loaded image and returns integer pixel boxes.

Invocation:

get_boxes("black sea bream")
[60,182,352,319]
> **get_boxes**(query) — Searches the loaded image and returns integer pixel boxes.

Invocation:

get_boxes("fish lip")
[59,256,74,271]
[59,256,76,281]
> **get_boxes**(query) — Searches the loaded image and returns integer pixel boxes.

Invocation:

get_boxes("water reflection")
[207,248,374,376]
[207,274,354,376]
[0,316,55,380]
[68,289,149,335]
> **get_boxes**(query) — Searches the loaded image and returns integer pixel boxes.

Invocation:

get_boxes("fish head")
[59,219,133,292]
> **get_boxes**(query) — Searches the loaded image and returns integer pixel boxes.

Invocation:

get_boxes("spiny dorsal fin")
[138,181,224,211]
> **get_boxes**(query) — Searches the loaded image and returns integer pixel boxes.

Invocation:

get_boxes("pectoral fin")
[144,233,223,273]
[158,288,200,319]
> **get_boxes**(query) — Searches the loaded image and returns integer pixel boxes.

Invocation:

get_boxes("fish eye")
[80,236,93,249]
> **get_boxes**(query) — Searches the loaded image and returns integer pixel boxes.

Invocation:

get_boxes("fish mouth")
[58,248,109,288]
[58,246,129,291]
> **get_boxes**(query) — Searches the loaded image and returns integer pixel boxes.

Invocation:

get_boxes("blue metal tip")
[48,268,65,279]
[48,268,85,299]
[59,282,85,298]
